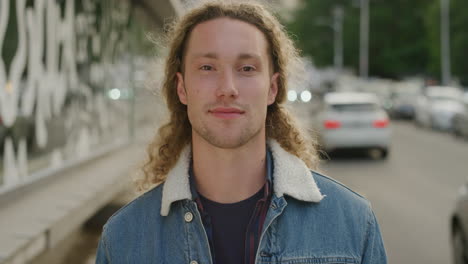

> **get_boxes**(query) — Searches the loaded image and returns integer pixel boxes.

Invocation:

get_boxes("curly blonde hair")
[137,1,319,191]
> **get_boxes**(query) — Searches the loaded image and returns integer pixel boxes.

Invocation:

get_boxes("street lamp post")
[333,6,344,74]
[440,0,451,85]
[316,6,344,74]
[359,0,369,79]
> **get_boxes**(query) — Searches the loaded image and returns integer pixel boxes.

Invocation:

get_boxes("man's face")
[176,18,279,149]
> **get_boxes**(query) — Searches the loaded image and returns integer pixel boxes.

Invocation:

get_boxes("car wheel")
[452,223,468,264]
[381,149,389,159]
[452,118,460,137]
[368,148,388,160]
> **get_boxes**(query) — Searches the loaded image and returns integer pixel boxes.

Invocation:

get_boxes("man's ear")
[176,72,188,105]
[268,72,279,105]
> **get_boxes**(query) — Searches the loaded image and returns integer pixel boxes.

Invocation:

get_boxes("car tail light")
[324,120,341,129]
[373,119,389,128]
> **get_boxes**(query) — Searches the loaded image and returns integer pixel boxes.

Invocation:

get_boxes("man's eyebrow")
[238,53,262,60]
[191,53,262,60]
[192,53,218,59]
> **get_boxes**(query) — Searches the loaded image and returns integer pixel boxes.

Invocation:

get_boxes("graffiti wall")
[0,0,146,192]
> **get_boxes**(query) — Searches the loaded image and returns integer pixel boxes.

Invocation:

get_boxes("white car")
[452,92,468,139]
[389,90,418,119]
[415,86,464,130]
[315,92,391,159]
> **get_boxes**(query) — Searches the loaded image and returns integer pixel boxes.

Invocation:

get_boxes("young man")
[96,2,387,264]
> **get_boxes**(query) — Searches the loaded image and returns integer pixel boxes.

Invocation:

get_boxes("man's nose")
[215,69,239,98]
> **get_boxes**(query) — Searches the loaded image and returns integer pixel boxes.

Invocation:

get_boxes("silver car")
[315,92,391,159]
[415,86,464,130]
[388,89,419,119]
[452,94,468,139]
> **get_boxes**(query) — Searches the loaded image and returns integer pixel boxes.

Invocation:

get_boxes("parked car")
[451,181,468,264]
[388,90,418,119]
[314,92,391,159]
[452,93,468,139]
[415,86,464,130]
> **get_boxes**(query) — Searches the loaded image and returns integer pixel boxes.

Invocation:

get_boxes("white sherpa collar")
[160,140,324,216]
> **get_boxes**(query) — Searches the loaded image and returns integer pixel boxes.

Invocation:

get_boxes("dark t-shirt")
[199,187,264,264]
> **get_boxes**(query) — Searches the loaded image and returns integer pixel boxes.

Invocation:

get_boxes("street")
[321,120,468,264]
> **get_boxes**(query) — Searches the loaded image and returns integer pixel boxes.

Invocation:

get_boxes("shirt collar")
[160,139,324,216]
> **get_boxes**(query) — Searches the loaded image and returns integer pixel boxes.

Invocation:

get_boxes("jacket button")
[190,261,198,264]
[184,212,194,222]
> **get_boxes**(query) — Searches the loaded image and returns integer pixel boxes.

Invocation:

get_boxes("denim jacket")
[96,140,387,263]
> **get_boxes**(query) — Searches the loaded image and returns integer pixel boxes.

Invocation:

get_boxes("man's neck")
[191,136,267,204]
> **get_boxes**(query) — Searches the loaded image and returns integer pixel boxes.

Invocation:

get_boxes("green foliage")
[451,0,468,84]
[426,0,468,84]
[368,0,431,78]
[287,0,464,80]
[288,0,357,69]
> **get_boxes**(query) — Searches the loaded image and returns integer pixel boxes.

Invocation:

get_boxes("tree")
[425,0,468,85]
[287,0,434,79]
[287,0,358,70]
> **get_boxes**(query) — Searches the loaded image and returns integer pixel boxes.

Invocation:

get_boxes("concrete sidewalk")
[0,134,151,264]
[0,89,166,264]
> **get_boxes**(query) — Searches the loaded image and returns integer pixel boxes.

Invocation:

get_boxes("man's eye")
[241,66,255,72]
[200,65,213,71]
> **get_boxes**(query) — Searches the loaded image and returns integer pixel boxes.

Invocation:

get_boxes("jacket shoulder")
[97,185,172,262]
[103,184,164,231]
[311,170,371,208]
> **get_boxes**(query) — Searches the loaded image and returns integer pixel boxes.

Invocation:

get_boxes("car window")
[328,103,378,112]
[429,95,458,102]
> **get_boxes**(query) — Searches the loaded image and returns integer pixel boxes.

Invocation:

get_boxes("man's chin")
[198,131,257,149]
[192,124,264,149]
[203,136,249,149]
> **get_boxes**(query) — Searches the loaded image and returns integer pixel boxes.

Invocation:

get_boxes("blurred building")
[0,0,182,263]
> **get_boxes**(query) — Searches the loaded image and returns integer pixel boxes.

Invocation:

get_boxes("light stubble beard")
[191,114,266,149]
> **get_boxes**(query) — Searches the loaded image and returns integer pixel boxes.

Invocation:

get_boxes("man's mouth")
[209,107,245,119]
